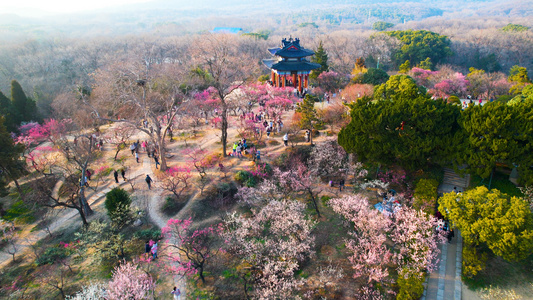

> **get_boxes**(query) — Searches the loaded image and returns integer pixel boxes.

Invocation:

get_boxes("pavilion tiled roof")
[263,38,320,72]
[270,60,321,71]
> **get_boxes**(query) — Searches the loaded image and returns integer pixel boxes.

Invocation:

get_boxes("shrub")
[448,95,461,105]
[397,270,424,300]
[273,146,313,170]
[162,196,186,216]
[214,182,239,208]
[413,178,439,215]
[105,188,133,228]
[36,246,71,266]
[105,188,131,215]
[354,68,389,85]
[133,228,162,241]
[234,170,257,187]
[321,195,332,206]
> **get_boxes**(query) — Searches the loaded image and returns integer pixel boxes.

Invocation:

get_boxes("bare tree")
[89,58,188,170]
[1,220,19,262]
[103,123,136,161]
[28,173,90,226]
[191,33,260,156]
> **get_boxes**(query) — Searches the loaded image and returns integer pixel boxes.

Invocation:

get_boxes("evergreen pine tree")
[0,116,25,196]
[295,94,319,145]
[10,80,37,125]
[418,57,433,70]
[399,60,411,73]
[0,90,16,132]
[509,65,531,83]
[310,41,329,79]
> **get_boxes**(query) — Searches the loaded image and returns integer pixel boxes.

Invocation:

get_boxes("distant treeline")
[0,0,531,121]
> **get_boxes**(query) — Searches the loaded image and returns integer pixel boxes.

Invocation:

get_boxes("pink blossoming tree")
[160,166,192,200]
[329,194,445,293]
[161,218,223,283]
[106,261,155,300]
[223,200,315,299]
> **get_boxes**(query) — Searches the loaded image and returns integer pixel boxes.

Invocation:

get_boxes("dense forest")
[1,0,533,299]
[0,0,532,119]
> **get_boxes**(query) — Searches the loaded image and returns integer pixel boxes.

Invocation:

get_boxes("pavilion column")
[281,75,286,87]
[276,73,280,87]
[298,74,303,92]
[304,74,308,89]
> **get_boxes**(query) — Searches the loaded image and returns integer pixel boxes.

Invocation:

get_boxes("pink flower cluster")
[329,194,445,290]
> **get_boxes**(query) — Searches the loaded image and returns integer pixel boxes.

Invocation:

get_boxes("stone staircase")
[438,168,470,194]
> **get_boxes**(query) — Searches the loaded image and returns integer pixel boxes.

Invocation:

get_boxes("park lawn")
[463,251,533,298]
[469,170,523,198]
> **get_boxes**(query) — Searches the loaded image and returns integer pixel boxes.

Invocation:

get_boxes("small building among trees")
[263,37,320,94]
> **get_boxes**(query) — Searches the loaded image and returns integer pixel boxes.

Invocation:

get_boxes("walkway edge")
[454,231,462,300]
[437,242,448,300]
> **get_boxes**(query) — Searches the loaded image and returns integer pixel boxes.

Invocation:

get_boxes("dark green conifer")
[310,41,329,79]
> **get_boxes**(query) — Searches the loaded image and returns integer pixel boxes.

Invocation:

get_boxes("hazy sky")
[0,0,152,16]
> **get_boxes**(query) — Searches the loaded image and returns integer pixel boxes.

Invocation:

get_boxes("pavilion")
[263,37,320,94]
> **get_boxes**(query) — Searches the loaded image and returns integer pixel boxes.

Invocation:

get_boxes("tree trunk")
[58,288,66,300]
[154,123,169,171]
[76,205,89,227]
[308,189,321,218]
[78,139,93,217]
[79,184,93,217]
[159,137,168,171]
[13,178,25,202]
[113,143,124,161]
[221,105,228,157]
[198,265,206,283]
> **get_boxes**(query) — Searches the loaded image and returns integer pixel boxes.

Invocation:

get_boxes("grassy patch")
[469,171,523,197]
[463,252,533,292]
[162,195,189,216]
[2,200,36,224]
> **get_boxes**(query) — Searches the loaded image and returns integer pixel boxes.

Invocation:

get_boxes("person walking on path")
[151,242,158,259]
[145,175,153,190]
[171,287,181,300]
[121,169,126,181]
[154,155,160,169]
[145,241,151,259]
[113,170,119,183]
[236,144,242,158]
[135,152,140,163]
[283,133,289,147]
[448,228,455,243]
[339,179,345,191]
